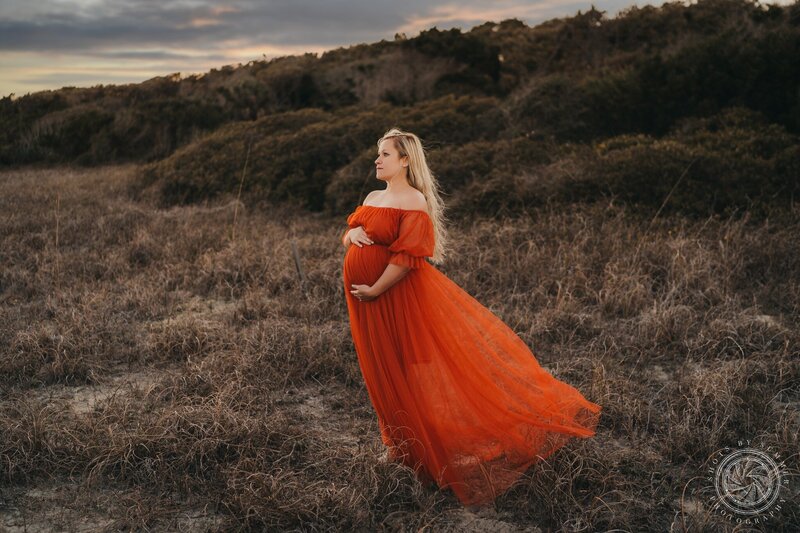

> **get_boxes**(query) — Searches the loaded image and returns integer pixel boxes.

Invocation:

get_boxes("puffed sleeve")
[346,210,360,228]
[387,211,435,269]
[341,210,361,242]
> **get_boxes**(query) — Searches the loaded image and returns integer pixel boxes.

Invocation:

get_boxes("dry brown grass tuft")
[1,165,798,530]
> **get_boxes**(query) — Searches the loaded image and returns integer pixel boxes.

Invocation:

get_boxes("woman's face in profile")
[375,139,407,182]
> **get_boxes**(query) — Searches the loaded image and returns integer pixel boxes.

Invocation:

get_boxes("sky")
[0,0,791,98]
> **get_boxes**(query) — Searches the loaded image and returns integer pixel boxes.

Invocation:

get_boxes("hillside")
[1,1,798,220]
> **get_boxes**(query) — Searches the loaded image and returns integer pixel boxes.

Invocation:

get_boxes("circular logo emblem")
[713,447,783,514]
[704,440,789,524]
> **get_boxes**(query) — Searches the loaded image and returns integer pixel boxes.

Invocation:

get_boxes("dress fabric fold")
[342,204,601,506]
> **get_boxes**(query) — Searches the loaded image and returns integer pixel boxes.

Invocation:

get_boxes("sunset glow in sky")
[0,0,791,98]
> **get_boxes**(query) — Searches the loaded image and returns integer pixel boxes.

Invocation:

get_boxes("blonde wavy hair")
[377,128,449,264]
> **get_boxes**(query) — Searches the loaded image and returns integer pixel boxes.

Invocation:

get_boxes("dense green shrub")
[18,106,115,163]
[137,95,507,211]
[402,27,504,97]
[450,106,799,219]
[509,18,800,142]
[590,108,796,217]
[0,92,69,163]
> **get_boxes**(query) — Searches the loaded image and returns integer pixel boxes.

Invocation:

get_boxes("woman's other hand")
[350,284,378,301]
[347,226,374,248]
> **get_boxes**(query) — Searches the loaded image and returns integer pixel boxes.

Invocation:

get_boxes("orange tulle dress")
[341,204,602,507]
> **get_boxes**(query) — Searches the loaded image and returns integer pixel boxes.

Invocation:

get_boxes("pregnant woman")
[341,128,602,508]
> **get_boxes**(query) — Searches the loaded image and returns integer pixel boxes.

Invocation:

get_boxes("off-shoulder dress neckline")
[358,204,430,217]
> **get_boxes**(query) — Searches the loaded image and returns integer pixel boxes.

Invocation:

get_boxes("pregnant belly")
[344,243,390,286]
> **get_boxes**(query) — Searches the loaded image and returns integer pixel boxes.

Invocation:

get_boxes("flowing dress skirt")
[342,205,601,506]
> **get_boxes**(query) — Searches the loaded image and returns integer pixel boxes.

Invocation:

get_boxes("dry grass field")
[1,165,798,531]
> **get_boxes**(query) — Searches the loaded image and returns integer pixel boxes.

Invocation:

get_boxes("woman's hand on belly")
[347,226,374,248]
[350,283,378,301]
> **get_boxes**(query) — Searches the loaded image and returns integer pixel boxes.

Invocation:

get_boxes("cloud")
[0,0,408,52]
[395,1,587,35]
[85,50,229,62]
[15,71,154,86]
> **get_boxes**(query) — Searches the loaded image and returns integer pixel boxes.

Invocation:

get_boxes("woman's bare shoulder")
[403,191,428,213]
[363,190,384,205]
[363,189,427,213]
